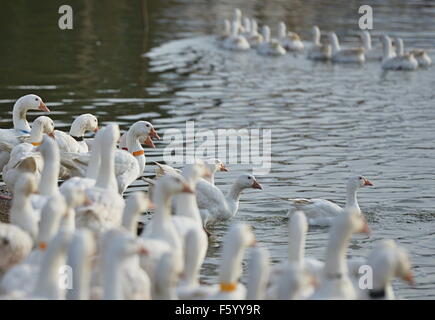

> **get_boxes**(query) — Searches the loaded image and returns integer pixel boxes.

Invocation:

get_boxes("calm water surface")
[1,0,434,299]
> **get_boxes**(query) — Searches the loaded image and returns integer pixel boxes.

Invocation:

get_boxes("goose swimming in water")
[278,22,304,52]
[328,32,365,63]
[257,26,286,56]
[382,35,418,71]
[307,26,331,61]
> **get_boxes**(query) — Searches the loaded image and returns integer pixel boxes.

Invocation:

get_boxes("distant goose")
[360,31,384,60]
[394,36,431,68]
[222,21,250,51]
[287,175,373,226]
[247,19,264,48]
[307,26,331,61]
[328,32,365,63]
[382,36,418,70]
[278,22,304,52]
[218,19,231,42]
[257,26,286,56]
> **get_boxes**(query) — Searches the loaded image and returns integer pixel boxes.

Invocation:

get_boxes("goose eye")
[146,124,150,127]
[248,177,251,180]
[359,177,362,180]
[35,98,38,101]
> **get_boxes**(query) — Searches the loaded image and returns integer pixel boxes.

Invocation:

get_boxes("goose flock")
[0,92,416,300]
[219,8,432,70]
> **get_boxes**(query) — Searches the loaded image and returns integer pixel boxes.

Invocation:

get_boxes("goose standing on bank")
[382,35,418,70]
[257,26,286,56]
[287,175,373,226]
[0,94,49,173]
[328,32,365,63]
[54,113,98,153]
[307,26,331,61]
[278,22,304,52]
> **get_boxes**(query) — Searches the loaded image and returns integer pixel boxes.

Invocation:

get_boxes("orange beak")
[403,271,415,286]
[144,136,155,148]
[364,178,373,186]
[94,126,99,133]
[149,127,160,140]
[139,247,149,255]
[48,131,55,139]
[39,101,50,112]
[220,164,229,172]
[182,183,194,194]
[252,180,263,190]
[84,196,93,206]
[147,201,155,211]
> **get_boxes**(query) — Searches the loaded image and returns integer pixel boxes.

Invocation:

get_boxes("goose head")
[181,159,212,186]
[156,174,194,196]
[131,121,160,148]
[70,113,99,136]
[32,116,55,139]
[235,174,263,190]
[206,158,228,174]
[243,17,251,33]
[347,175,373,192]
[15,94,49,113]
[233,8,242,23]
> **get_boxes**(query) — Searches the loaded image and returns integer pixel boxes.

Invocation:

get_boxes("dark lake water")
[1,0,435,299]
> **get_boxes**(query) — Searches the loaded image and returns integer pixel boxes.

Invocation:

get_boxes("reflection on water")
[1,0,435,299]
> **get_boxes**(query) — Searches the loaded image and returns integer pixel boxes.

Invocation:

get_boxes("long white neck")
[362,32,372,50]
[262,26,271,42]
[95,137,116,190]
[178,229,202,287]
[329,33,340,53]
[102,246,123,300]
[148,184,173,236]
[231,21,238,37]
[12,99,31,132]
[39,142,60,196]
[226,181,244,214]
[10,191,37,240]
[345,184,359,212]
[29,122,45,144]
[383,37,394,60]
[323,217,351,277]
[279,23,286,38]
[395,37,404,56]
[33,231,69,299]
[174,168,202,224]
[251,20,258,35]
[288,220,305,267]
[218,237,245,284]
[66,234,91,300]
[85,138,101,180]
[122,203,140,235]
[246,248,269,300]
[313,27,321,45]
[126,129,145,174]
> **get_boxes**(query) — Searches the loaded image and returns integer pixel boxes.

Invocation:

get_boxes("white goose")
[62,121,157,193]
[0,94,49,173]
[54,113,98,153]
[218,19,231,42]
[140,174,193,296]
[222,21,250,51]
[1,116,55,192]
[247,19,264,48]
[246,246,270,300]
[154,251,179,300]
[287,175,373,226]
[309,209,370,300]
[65,230,97,300]
[0,194,68,295]
[307,26,332,61]
[328,32,365,63]
[360,31,384,60]
[207,223,257,300]
[382,35,418,71]
[9,173,39,241]
[278,22,304,52]
[118,120,160,151]
[358,240,414,300]
[257,26,286,56]
[267,211,322,299]
[197,173,262,226]
[76,124,125,231]
[393,36,432,68]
